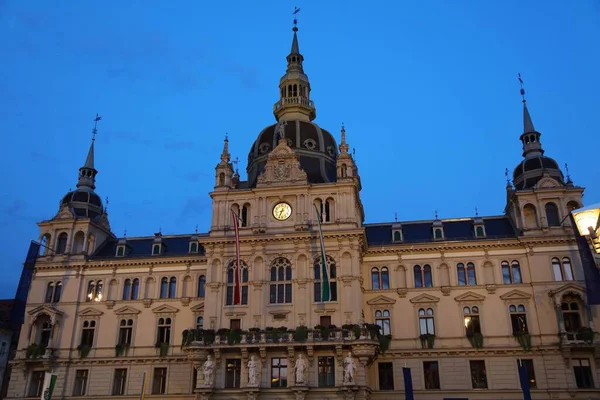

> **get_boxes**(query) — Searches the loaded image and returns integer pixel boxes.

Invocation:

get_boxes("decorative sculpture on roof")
[274,120,288,140]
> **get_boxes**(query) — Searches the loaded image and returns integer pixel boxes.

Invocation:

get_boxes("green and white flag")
[41,372,57,400]
[314,204,330,301]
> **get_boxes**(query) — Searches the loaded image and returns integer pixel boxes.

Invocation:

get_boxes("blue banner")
[11,241,40,326]
[570,214,600,305]
[518,361,532,400]
[402,367,414,400]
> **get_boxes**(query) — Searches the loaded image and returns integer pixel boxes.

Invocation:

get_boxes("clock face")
[273,202,292,221]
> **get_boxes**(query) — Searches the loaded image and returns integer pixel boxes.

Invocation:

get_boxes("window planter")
[419,334,435,349]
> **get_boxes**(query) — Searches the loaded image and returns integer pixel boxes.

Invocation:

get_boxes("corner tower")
[37,115,114,257]
[505,76,584,234]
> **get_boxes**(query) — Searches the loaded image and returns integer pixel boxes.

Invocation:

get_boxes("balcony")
[273,97,315,111]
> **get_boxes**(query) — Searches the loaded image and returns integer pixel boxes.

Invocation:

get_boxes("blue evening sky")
[1,1,599,296]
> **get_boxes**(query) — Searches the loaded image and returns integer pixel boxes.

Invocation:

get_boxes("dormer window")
[433,227,444,240]
[392,223,403,243]
[116,246,126,257]
[152,244,162,256]
[189,242,198,254]
[473,217,486,238]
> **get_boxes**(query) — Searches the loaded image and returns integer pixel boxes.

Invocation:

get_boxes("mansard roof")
[92,234,207,259]
[365,215,516,246]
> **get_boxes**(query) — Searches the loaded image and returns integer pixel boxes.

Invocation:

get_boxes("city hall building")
[5,22,599,400]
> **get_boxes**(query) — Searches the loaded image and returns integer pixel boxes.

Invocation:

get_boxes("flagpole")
[314,205,330,301]
[139,372,146,400]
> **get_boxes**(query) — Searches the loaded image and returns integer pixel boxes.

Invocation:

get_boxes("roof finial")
[232,156,240,174]
[124,229,127,238]
[518,73,526,104]
[92,114,102,141]
[434,210,439,220]
[475,207,479,217]
[292,6,301,32]
[394,212,398,222]
[195,225,198,234]
[565,163,572,183]
[504,167,510,185]
[159,226,162,234]
[105,196,109,212]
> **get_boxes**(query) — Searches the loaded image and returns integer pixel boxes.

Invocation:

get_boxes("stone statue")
[343,352,357,384]
[202,355,215,386]
[294,353,307,385]
[275,120,287,140]
[247,355,259,386]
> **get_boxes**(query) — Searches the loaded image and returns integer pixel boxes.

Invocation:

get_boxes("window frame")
[552,257,574,281]
[156,317,172,345]
[270,357,288,388]
[418,307,435,335]
[226,261,249,306]
[152,367,168,395]
[317,356,335,387]
[269,257,293,304]
[313,255,337,302]
[457,262,477,286]
[375,309,391,335]
[502,260,523,284]
[509,304,528,334]
[112,368,128,396]
[423,360,440,389]
[378,362,394,390]
[469,360,488,389]
[414,264,433,288]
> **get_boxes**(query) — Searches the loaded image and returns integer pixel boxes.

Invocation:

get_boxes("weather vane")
[92,114,102,141]
[518,73,526,103]
[565,163,571,182]
[505,167,510,185]
[293,7,301,29]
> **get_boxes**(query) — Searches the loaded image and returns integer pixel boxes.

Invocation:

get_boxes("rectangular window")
[378,362,394,390]
[28,371,45,397]
[517,359,536,389]
[469,360,487,389]
[112,368,127,395]
[118,320,133,346]
[423,361,440,389]
[152,368,167,394]
[318,356,335,387]
[320,316,331,327]
[73,369,89,396]
[230,319,241,330]
[225,359,241,388]
[573,358,594,389]
[271,358,288,388]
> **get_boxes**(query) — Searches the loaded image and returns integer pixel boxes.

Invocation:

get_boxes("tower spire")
[517,74,544,158]
[77,114,101,190]
[273,7,316,122]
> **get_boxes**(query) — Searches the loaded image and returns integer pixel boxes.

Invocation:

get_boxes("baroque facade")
[6,23,600,400]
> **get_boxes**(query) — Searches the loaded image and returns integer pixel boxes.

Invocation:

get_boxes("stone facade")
[6,23,600,400]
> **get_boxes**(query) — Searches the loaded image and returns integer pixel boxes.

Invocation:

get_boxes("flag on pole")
[314,204,330,301]
[12,240,40,325]
[139,371,147,400]
[41,372,57,400]
[518,360,532,400]
[231,209,242,305]
[402,367,414,400]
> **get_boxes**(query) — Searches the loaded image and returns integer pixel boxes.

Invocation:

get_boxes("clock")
[273,202,292,221]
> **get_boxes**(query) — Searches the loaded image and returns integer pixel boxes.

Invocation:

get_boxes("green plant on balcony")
[579,327,595,343]
[313,324,330,341]
[155,342,169,357]
[115,343,130,357]
[364,323,381,339]
[467,332,484,349]
[77,344,91,358]
[379,334,392,353]
[513,331,532,351]
[294,326,308,342]
[228,329,242,345]
[25,343,46,359]
[202,329,215,344]
[419,334,435,349]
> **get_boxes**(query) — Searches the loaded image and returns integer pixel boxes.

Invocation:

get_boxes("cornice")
[201,230,365,247]
[33,257,208,271]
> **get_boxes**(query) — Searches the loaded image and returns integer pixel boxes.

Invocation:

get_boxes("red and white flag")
[231,209,242,305]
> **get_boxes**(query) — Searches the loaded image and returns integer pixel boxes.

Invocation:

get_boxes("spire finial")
[220,134,230,163]
[434,210,439,220]
[292,6,301,31]
[105,196,109,212]
[124,229,127,238]
[565,163,572,183]
[394,212,398,223]
[518,73,526,104]
[92,114,102,141]
[475,207,479,217]
[195,225,198,234]
[505,167,510,185]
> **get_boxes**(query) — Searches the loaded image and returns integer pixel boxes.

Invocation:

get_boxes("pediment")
[114,306,141,315]
[366,295,397,306]
[499,289,532,301]
[549,283,586,299]
[152,304,180,314]
[536,177,561,189]
[190,303,205,313]
[454,291,486,302]
[53,206,74,220]
[256,140,308,187]
[409,294,440,304]
[77,307,104,317]
[28,304,63,317]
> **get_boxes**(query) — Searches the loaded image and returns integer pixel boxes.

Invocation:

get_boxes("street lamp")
[571,203,600,254]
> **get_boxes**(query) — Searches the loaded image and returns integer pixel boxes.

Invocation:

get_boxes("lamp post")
[571,203,600,254]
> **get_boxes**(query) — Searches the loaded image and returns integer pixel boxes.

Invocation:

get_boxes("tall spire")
[517,74,544,158]
[273,8,316,122]
[77,114,101,190]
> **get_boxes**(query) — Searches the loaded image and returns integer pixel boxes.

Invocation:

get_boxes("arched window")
[457,262,477,286]
[123,279,132,300]
[80,320,96,348]
[502,261,523,284]
[561,295,585,341]
[131,278,140,300]
[270,258,292,304]
[522,204,537,228]
[226,261,249,305]
[371,268,380,290]
[160,278,168,298]
[86,280,103,302]
[196,316,204,330]
[45,282,62,303]
[552,257,574,281]
[314,255,337,302]
[463,306,481,335]
[156,317,172,345]
[381,267,390,289]
[56,232,68,254]
[40,234,51,255]
[72,231,85,254]
[118,319,133,346]
[169,277,177,298]
[393,231,402,242]
[219,172,225,186]
[414,265,433,288]
[508,304,528,334]
[189,242,198,253]
[418,308,435,335]
[36,316,52,347]
[241,204,249,227]
[375,310,391,335]
[198,275,206,298]
[545,202,561,227]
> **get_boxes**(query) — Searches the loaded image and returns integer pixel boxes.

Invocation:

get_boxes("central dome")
[247,120,338,187]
